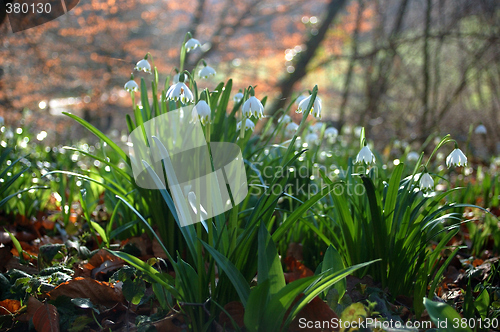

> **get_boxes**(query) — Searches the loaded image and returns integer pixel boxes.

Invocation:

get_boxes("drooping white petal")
[233,92,244,103]
[185,38,201,52]
[446,148,467,168]
[355,145,376,164]
[124,80,139,92]
[242,96,264,119]
[134,59,152,73]
[419,173,434,191]
[236,118,255,131]
[296,95,322,119]
[198,66,216,79]
[192,100,212,125]
[166,82,194,103]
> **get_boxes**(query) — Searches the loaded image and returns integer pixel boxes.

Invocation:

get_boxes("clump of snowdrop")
[237,118,255,132]
[198,62,216,79]
[185,38,201,52]
[446,148,467,167]
[191,100,211,125]
[296,94,322,119]
[135,56,152,74]
[124,74,139,92]
[356,144,376,165]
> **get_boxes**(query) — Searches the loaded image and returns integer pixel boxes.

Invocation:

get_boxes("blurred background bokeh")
[0,0,498,158]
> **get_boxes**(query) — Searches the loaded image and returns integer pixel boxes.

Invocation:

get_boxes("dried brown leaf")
[32,302,60,332]
[48,277,125,307]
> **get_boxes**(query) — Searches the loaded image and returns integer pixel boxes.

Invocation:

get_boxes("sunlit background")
[0,0,498,158]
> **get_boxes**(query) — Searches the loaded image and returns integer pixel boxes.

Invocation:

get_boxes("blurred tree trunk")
[338,0,365,129]
[419,0,432,140]
[359,0,409,127]
[269,0,349,116]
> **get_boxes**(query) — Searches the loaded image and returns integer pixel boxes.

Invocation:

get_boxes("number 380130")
[6,2,52,14]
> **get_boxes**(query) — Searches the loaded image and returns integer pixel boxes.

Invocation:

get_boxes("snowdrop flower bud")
[135,58,152,74]
[475,124,487,135]
[324,127,338,138]
[124,79,139,92]
[191,100,211,125]
[278,114,292,124]
[166,82,194,103]
[198,65,216,79]
[285,122,299,136]
[185,38,201,52]
[419,173,434,191]
[355,145,376,164]
[407,151,420,161]
[296,95,322,119]
[242,96,264,119]
[237,118,255,132]
[233,92,244,103]
[446,148,467,168]
[305,133,319,146]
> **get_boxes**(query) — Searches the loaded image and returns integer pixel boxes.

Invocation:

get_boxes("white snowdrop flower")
[324,127,338,138]
[166,82,194,103]
[475,124,487,135]
[173,73,188,84]
[295,95,306,106]
[185,38,201,52]
[285,122,299,136]
[419,173,434,191]
[198,65,216,79]
[191,100,211,125]
[305,133,319,146]
[233,92,244,103]
[237,118,255,132]
[242,96,264,119]
[446,148,467,168]
[124,80,139,92]
[407,151,420,161]
[135,59,151,74]
[278,114,292,124]
[355,145,376,164]
[296,95,322,119]
[5,130,13,139]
